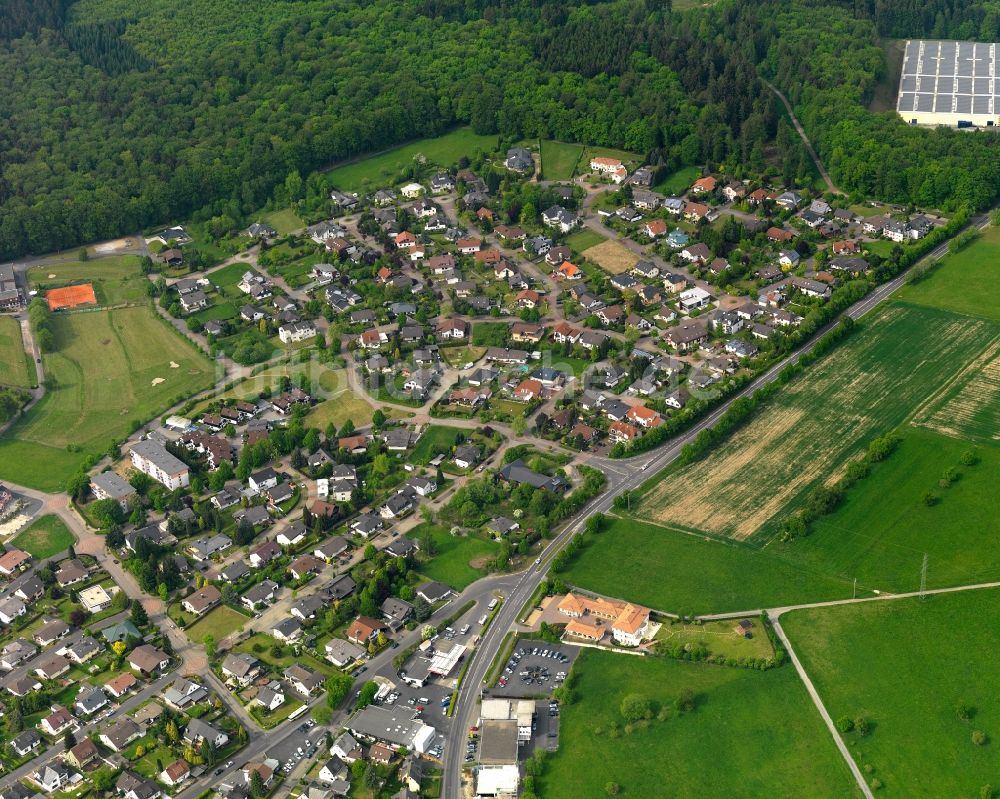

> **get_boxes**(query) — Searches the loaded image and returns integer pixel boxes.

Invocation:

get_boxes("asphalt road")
[440,211,991,799]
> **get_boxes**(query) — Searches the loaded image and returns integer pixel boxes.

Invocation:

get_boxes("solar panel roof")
[897,40,998,117]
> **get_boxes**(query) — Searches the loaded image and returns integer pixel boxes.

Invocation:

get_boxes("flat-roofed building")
[897,39,1000,127]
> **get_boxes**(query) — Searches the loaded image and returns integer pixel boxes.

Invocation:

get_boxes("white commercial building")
[476,765,520,798]
[897,39,1000,128]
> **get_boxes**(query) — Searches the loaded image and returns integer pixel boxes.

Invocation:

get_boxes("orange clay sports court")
[46,283,97,311]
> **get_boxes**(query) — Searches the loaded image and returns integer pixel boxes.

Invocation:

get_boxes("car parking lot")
[268,720,326,775]
[489,642,578,698]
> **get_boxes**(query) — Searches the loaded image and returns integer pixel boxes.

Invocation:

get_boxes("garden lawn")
[564,228,605,253]
[897,225,1000,323]
[783,588,1000,797]
[440,345,486,368]
[0,316,32,388]
[653,164,702,194]
[189,301,239,324]
[539,140,583,180]
[416,523,499,590]
[233,633,336,677]
[28,255,148,306]
[580,145,643,169]
[10,514,75,558]
[538,649,860,799]
[325,128,498,193]
[563,517,854,614]
[186,605,248,643]
[210,262,255,297]
[262,207,305,235]
[410,425,464,465]
[0,306,213,491]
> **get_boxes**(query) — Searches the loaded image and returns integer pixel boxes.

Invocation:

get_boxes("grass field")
[784,588,1000,797]
[325,128,498,193]
[539,140,583,180]
[791,428,1000,593]
[10,514,75,558]
[898,226,1000,323]
[0,306,214,491]
[583,239,639,274]
[655,618,775,660]
[28,256,147,306]
[0,316,32,388]
[539,649,860,799]
[564,517,854,614]
[653,164,702,194]
[186,605,248,642]
[564,228,606,253]
[416,523,499,590]
[410,425,463,465]
[261,207,305,235]
[640,303,998,540]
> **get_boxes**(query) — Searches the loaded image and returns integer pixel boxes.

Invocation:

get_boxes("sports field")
[0,306,213,491]
[325,128,498,193]
[583,239,639,274]
[46,283,97,311]
[784,588,1000,797]
[539,140,583,180]
[538,649,860,799]
[640,302,998,540]
[28,256,147,306]
[0,317,32,388]
[898,225,1000,323]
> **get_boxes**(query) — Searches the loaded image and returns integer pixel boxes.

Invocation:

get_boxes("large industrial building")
[897,39,1000,128]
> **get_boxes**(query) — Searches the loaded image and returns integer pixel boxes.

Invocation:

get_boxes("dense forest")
[0,0,997,260]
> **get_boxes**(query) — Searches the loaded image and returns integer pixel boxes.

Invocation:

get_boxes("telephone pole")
[920,553,928,599]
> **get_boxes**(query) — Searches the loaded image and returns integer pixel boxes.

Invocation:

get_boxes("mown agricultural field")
[784,589,1000,797]
[538,649,861,799]
[28,256,148,307]
[325,128,498,193]
[640,302,998,540]
[539,140,583,180]
[911,341,1000,443]
[0,307,213,491]
[898,226,1000,323]
[0,316,32,389]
